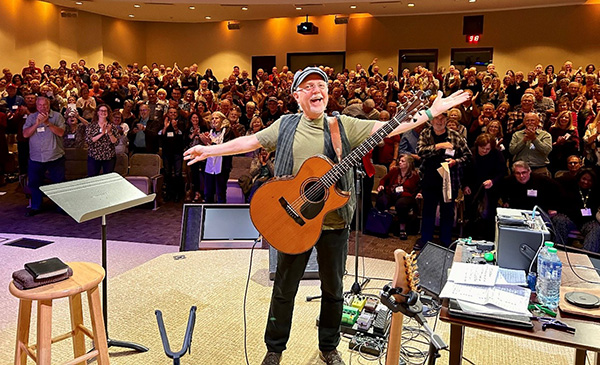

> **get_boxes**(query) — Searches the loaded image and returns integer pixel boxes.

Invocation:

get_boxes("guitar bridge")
[279,197,305,226]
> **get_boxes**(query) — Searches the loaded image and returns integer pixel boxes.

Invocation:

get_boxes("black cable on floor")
[243,238,261,365]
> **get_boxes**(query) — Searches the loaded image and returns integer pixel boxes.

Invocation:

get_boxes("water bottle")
[536,247,562,309]
[536,241,554,273]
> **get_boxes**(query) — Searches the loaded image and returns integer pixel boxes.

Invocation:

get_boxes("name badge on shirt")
[12,105,18,110]
[445,149,455,157]
[395,186,404,194]
[527,189,538,197]
[581,208,592,217]
[167,132,174,137]
[67,134,75,139]
[36,127,45,133]
[529,143,536,150]
[115,98,120,103]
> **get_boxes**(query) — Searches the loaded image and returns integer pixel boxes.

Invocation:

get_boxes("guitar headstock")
[394,91,430,122]
[391,249,420,303]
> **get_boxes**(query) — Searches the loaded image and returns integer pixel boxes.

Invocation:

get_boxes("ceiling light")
[408,3,415,6]
[128,14,135,18]
[241,6,248,11]
[350,5,357,9]
[75,1,83,4]
[189,6,195,10]
[296,7,302,10]
[205,16,212,20]
[133,4,141,8]
[469,0,476,2]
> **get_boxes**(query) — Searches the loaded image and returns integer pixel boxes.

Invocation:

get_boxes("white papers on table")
[497,267,528,286]
[440,282,531,315]
[456,299,531,317]
[447,262,499,286]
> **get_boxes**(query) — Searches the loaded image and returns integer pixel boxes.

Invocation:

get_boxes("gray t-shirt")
[24,111,66,163]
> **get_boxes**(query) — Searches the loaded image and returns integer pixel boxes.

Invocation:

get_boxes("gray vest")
[273,114,355,224]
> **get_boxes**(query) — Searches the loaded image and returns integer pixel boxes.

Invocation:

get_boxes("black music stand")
[41,172,155,353]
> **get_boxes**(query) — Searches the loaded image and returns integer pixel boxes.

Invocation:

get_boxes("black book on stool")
[25,257,69,280]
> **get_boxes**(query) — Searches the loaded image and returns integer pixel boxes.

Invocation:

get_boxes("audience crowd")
[2,57,600,251]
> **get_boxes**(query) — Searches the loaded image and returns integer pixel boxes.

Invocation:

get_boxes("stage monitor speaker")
[269,246,320,281]
[416,242,454,298]
[334,16,349,25]
[180,204,260,251]
[463,15,484,35]
[297,22,319,35]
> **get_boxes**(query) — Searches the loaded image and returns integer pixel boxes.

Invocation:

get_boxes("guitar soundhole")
[302,179,327,203]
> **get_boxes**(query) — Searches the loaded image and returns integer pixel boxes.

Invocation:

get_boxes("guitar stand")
[155,306,197,365]
[380,286,447,365]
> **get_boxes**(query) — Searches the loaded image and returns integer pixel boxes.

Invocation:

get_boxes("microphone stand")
[306,166,370,301]
[350,165,370,294]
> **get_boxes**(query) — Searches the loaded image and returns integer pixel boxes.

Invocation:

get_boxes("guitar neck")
[322,94,425,187]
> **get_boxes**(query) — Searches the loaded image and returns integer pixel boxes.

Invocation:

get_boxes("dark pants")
[376,192,417,224]
[189,163,203,197]
[265,228,349,353]
[18,141,29,174]
[163,154,183,199]
[28,157,65,210]
[421,188,455,247]
[204,170,229,203]
[87,156,116,177]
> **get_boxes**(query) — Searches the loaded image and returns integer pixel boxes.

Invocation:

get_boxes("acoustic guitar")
[385,249,420,365]
[250,91,427,254]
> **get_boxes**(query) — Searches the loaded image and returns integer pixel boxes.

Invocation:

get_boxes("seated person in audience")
[552,168,600,252]
[446,108,467,139]
[76,86,96,121]
[228,106,246,138]
[484,119,506,152]
[245,148,275,202]
[555,155,583,189]
[159,107,185,201]
[455,89,479,134]
[584,113,600,171]
[463,134,506,240]
[128,104,161,154]
[549,110,579,174]
[499,160,560,214]
[375,154,421,240]
[62,112,86,149]
[468,103,495,146]
[239,101,256,129]
[342,99,380,120]
[509,113,552,177]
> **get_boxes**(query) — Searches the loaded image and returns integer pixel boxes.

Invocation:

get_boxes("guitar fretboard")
[320,93,427,188]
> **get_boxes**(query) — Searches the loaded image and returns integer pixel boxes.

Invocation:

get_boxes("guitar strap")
[327,116,343,163]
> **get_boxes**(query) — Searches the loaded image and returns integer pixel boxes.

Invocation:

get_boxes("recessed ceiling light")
[408,3,415,6]
[296,7,302,10]
[205,16,212,20]
[189,6,195,10]
[128,14,135,18]
[133,4,141,8]
[75,1,83,5]
[469,0,476,2]
[241,6,248,11]
[350,5,357,9]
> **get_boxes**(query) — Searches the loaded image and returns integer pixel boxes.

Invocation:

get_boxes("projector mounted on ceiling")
[297,15,318,35]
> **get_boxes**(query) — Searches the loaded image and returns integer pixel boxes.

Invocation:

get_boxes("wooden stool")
[9,262,110,365]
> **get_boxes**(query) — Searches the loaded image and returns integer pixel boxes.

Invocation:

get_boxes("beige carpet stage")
[0,249,581,364]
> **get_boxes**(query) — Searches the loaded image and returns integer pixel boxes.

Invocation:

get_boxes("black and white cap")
[291,66,328,91]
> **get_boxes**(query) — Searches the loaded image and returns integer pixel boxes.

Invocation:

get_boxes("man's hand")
[36,112,49,126]
[184,145,210,165]
[483,180,493,189]
[525,128,536,141]
[429,90,470,116]
[436,142,453,150]
[446,158,457,167]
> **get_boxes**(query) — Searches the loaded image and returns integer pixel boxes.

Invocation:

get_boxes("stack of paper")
[440,262,531,316]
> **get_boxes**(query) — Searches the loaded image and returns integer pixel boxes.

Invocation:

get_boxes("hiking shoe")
[261,352,282,365]
[320,349,345,365]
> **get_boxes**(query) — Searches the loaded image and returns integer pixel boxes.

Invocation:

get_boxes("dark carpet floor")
[0,181,417,261]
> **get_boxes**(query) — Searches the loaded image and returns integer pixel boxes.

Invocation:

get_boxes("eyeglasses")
[568,161,581,165]
[297,82,327,92]
[514,170,530,176]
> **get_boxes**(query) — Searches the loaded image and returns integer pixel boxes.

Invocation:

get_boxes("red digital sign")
[466,34,480,43]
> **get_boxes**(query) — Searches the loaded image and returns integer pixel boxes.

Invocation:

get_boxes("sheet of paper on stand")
[447,262,499,286]
[496,267,528,286]
[440,282,531,315]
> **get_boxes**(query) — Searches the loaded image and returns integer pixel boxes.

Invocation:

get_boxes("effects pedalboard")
[316,294,392,356]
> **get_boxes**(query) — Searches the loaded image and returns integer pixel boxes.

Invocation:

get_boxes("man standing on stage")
[184,67,468,365]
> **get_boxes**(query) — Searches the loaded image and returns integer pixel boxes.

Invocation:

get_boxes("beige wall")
[1,1,600,77]
[346,5,600,75]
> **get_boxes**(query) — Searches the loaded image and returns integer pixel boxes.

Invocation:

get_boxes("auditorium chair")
[227,156,253,203]
[64,147,88,181]
[125,153,163,210]
[113,152,128,176]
